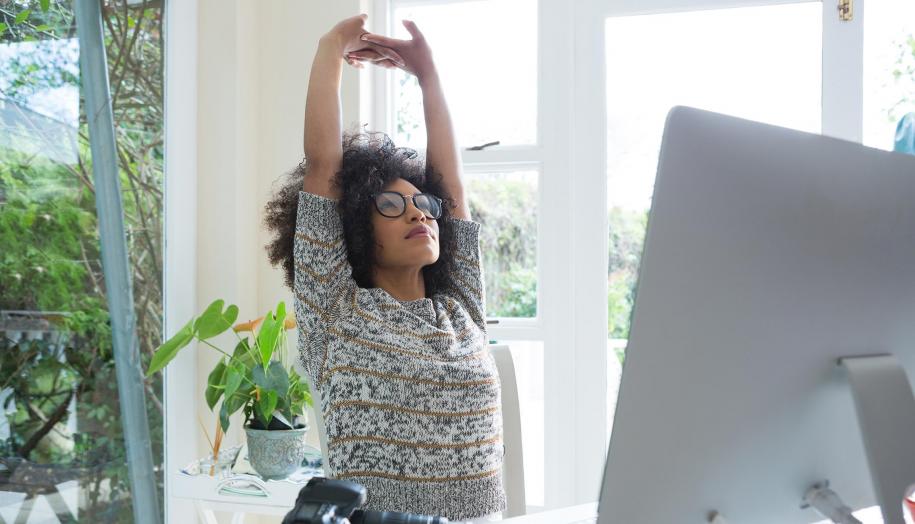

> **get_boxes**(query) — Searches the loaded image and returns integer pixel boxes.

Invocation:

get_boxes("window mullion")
[822,0,865,142]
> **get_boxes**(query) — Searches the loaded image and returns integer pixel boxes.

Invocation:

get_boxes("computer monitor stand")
[840,355,915,524]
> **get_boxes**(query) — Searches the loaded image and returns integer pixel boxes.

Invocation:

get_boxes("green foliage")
[0,160,98,311]
[0,0,166,520]
[468,175,538,318]
[0,1,73,43]
[888,33,915,125]
[607,206,648,340]
[146,300,312,432]
[195,299,240,341]
[495,267,537,318]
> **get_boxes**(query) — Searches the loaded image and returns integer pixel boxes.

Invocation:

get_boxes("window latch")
[838,0,853,21]
[466,140,501,151]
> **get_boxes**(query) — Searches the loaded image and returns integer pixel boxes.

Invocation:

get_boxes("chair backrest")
[310,394,331,477]
[489,343,527,518]
[308,343,526,517]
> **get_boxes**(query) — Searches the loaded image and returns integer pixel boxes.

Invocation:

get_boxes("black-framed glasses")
[373,191,443,219]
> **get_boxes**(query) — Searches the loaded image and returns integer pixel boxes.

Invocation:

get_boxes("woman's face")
[371,178,441,271]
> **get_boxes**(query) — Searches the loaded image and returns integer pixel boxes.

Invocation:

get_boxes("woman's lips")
[406,226,433,239]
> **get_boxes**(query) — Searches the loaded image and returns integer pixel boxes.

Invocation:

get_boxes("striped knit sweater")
[293,190,506,520]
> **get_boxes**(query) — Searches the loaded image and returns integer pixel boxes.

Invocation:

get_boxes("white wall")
[192,0,362,488]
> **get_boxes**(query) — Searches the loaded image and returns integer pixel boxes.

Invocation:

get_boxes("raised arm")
[357,21,471,220]
[303,15,404,200]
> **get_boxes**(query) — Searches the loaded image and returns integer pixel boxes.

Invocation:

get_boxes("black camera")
[282,477,450,524]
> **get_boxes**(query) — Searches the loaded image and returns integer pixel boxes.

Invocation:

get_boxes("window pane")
[863,0,915,150]
[603,3,822,440]
[0,3,164,521]
[392,0,537,148]
[489,340,543,508]
[467,171,538,318]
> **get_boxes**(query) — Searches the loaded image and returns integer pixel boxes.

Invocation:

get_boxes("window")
[377,0,896,512]
[390,0,538,149]
[0,1,165,521]
[863,0,915,150]
[601,2,823,442]
[467,170,538,318]
[381,0,548,509]
[386,0,541,323]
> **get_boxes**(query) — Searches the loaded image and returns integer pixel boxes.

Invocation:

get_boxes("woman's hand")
[323,14,405,70]
[348,20,437,82]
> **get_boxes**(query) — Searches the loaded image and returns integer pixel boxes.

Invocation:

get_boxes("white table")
[174,469,598,524]
[171,472,304,523]
[500,503,598,524]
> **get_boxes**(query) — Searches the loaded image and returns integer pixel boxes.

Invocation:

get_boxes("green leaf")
[255,303,285,367]
[224,363,243,400]
[252,361,288,394]
[146,318,195,376]
[219,399,231,432]
[39,0,50,12]
[254,390,278,427]
[205,360,228,411]
[194,299,239,340]
[33,24,51,31]
[0,23,8,36]
[14,9,31,24]
[232,337,256,367]
[219,386,249,432]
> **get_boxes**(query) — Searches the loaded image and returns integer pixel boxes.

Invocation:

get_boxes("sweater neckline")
[369,287,430,305]
[368,287,436,323]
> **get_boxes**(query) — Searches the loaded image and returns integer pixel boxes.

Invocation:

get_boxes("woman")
[264,14,506,522]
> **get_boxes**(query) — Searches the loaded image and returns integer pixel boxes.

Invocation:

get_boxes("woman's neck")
[372,266,426,301]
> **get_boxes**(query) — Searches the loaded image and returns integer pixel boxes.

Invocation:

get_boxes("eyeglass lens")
[376,192,441,219]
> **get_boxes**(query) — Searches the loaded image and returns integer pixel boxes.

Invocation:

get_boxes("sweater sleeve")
[293,191,357,373]
[443,216,487,332]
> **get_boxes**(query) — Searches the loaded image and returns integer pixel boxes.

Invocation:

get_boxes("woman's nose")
[406,200,426,221]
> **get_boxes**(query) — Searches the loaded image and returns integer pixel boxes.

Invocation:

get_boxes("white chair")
[489,343,527,518]
[309,342,527,518]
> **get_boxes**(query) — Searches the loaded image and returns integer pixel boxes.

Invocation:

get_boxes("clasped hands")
[326,14,436,81]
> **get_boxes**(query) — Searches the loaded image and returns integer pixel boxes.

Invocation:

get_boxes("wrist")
[417,68,441,89]
[319,32,344,54]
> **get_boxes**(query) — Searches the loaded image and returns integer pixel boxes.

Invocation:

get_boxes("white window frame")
[163,0,199,521]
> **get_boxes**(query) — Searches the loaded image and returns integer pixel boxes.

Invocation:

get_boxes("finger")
[360,32,408,49]
[377,59,399,69]
[347,50,382,61]
[402,19,424,40]
[366,44,405,67]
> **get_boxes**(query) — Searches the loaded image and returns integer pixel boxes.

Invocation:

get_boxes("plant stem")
[199,338,233,360]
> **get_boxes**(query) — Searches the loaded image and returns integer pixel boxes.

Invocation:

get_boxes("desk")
[171,472,299,523]
[500,503,598,524]
[174,469,598,524]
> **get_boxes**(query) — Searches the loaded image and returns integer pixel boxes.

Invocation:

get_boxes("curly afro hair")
[264,131,457,298]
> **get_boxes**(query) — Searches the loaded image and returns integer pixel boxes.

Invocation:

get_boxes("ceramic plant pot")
[244,425,309,480]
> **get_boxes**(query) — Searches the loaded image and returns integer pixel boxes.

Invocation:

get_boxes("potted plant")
[146,299,312,480]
